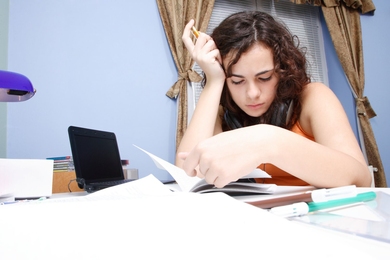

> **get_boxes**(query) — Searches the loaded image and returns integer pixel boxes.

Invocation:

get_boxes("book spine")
[47,156,71,161]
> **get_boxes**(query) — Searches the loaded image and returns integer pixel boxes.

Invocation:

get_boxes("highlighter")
[191,26,200,38]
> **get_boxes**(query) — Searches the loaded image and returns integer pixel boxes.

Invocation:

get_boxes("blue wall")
[321,2,390,184]
[7,1,177,181]
[5,1,390,184]
[361,2,390,184]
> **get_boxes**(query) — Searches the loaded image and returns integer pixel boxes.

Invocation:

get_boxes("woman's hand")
[178,126,271,188]
[182,19,225,83]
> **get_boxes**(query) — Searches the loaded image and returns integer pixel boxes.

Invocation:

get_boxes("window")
[187,0,328,122]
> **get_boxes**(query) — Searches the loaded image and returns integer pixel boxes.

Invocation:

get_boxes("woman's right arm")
[175,20,226,168]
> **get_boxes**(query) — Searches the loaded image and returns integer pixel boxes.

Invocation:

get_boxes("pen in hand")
[191,26,200,38]
[189,24,225,76]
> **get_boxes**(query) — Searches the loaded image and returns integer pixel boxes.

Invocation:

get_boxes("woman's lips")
[247,103,263,110]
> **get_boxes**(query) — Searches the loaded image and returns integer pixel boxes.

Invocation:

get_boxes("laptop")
[68,126,135,193]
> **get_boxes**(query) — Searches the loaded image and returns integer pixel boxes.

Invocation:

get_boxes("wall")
[7,1,177,181]
[0,0,9,158]
[321,2,390,184]
[360,1,390,184]
[5,1,390,185]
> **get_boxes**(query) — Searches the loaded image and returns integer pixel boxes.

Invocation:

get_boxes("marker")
[270,191,377,218]
[248,185,357,209]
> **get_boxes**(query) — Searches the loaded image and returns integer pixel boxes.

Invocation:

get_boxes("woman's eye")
[231,79,244,85]
[259,76,272,82]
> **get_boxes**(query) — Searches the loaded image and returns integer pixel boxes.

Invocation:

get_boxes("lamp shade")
[0,70,36,102]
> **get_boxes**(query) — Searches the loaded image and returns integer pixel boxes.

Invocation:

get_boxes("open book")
[135,145,276,195]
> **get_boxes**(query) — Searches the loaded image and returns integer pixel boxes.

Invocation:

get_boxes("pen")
[269,191,377,218]
[0,201,18,205]
[247,185,357,209]
[191,26,200,38]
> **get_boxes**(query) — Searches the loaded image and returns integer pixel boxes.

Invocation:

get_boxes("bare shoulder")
[301,82,336,102]
[300,82,348,138]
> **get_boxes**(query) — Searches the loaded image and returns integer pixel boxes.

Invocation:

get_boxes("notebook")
[68,126,135,192]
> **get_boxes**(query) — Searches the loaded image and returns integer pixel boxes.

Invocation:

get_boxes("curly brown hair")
[203,11,310,131]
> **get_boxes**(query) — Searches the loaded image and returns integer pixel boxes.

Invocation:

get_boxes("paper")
[34,175,173,205]
[87,174,173,199]
[0,158,53,198]
[134,145,201,192]
[1,186,388,259]
[134,145,276,195]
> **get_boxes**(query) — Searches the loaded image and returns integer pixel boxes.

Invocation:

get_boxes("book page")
[134,145,200,192]
[134,145,273,194]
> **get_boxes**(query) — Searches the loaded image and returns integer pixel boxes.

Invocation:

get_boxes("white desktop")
[1,148,389,259]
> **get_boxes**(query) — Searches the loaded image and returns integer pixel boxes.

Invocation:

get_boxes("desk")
[1,183,390,259]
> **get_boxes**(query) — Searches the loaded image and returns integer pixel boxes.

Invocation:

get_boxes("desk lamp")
[0,70,36,102]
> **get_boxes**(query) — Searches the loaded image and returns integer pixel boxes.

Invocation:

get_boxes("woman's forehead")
[224,43,274,73]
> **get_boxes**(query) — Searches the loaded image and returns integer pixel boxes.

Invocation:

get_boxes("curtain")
[290,0,386,187]
[156,0,215,149]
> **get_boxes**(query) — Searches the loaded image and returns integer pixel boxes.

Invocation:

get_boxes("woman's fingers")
[182,19,195,53]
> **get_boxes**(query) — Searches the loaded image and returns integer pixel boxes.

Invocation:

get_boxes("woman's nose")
[246,82,261,99]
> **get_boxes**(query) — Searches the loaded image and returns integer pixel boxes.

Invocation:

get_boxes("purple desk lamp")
[0,70,36,102]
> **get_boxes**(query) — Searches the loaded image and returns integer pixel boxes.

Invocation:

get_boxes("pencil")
[191,26,200,38]
[247,185,357,209]
[247,192,313,209]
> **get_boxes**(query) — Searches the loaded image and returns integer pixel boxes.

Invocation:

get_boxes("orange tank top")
[255,122,314,186]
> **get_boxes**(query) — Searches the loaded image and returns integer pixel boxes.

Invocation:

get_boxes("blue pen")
[0,201,18,205]
[270,191,377,218]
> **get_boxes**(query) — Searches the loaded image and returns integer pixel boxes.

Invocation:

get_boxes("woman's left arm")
[180,83,372,188]
[283,82,372,187]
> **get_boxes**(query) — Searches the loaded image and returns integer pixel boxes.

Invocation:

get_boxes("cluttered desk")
[1,146,390,259]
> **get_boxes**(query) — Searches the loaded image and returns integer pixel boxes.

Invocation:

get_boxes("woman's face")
[224,43,278,118]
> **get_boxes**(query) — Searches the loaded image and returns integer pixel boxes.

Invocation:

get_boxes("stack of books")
[47,156,74,172]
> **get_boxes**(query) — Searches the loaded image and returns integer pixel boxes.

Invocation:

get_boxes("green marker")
[307,191,377,212]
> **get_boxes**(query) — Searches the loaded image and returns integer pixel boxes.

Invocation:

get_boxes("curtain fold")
[291,0,386,187]
[156,0,215,149]
[290,0,375,14]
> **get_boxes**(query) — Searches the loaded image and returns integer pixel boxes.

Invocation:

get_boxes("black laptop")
[68,126,135,192]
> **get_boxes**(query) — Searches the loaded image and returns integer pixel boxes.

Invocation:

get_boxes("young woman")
[177,11,371,188]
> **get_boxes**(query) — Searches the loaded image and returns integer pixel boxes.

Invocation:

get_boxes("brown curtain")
[156,0,215,149]
[291,0,386,187]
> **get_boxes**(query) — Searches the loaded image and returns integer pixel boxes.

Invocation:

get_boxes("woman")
[177,11,371,188]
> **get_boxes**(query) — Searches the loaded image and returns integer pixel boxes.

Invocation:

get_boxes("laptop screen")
[68,126,124,186]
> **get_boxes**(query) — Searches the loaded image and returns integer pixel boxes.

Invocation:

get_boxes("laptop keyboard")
[89,179,134,187]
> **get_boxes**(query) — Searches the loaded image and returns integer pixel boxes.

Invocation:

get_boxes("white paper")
[0,158,53,198]
[134,145,200,192]
[0,188,387,259]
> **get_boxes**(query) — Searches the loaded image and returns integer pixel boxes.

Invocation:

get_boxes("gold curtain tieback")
[356,96,377,118]
[166,70,203,99]
[178,69,203,83]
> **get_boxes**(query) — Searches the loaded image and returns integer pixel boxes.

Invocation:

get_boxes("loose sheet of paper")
[34,175,173,205]
[0,158,53,198]
[134,145,200,192]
